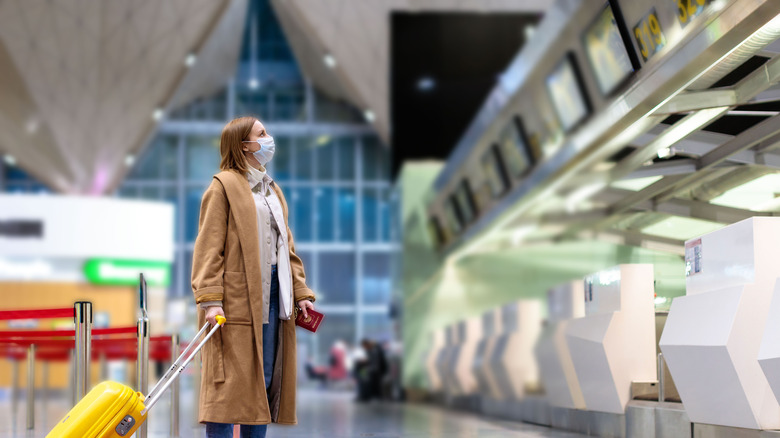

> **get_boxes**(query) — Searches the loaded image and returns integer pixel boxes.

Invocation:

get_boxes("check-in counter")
[436,325,458,393]
[488,300,542,400]
[451,317,482,395]
[760,283,780,412]
[566,264,656,414]
[472,308,503,398]
[426,328,445,392]
[535,281,586,409]
[661,218,780,429]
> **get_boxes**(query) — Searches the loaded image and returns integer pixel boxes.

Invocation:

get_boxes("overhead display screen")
[481,145,511,198]
[582,3,635,95]
[454,179,477,225]
[546,54,591,132]
[498,119,532,178]
[444,198,463,235]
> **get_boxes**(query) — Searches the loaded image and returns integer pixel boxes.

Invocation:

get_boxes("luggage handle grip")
[142,318,226,415]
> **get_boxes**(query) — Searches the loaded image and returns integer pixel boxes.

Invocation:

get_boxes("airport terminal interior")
[3,0,780,437]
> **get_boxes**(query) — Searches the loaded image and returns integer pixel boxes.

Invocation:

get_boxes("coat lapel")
[213,171,266,368]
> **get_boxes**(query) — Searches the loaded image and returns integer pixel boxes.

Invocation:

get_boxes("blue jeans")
[206,423,266,438]
[205,265,279,438]
[264,265,280,389]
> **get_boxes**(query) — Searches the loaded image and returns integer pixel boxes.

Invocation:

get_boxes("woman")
[191,116,316,438]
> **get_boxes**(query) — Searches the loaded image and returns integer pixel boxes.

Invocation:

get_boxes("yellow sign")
[634,9,667,62]
[675,0,714,28]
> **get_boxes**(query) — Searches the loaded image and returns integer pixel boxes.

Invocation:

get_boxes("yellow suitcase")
[47,316,225,437]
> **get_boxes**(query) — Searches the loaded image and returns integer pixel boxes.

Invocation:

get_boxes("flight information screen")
[546,55,590,132]
[481,145,511,198]
[498,119,532,178]
[454,179,477,225]
[582,3,634,95]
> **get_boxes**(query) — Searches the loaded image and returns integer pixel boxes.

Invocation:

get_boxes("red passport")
[295,308,324,333]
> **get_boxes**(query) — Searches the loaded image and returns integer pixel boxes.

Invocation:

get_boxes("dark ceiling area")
[390,12,541,180]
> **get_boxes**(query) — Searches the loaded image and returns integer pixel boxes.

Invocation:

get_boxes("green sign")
[84,259,171,287]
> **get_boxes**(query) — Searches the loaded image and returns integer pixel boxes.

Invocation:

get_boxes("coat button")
[267,237,271,243]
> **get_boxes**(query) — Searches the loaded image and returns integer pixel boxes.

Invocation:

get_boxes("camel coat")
[191,170,316,425]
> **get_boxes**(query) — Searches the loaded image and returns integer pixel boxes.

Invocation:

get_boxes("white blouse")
[200,165,294,323]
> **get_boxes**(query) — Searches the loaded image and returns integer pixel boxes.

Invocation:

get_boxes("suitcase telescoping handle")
[141,316,226,415]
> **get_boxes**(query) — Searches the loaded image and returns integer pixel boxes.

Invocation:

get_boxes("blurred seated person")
[354,338,388,402]
[305,340,349,386]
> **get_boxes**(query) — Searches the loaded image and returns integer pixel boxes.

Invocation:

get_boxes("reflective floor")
[0,388,588,438]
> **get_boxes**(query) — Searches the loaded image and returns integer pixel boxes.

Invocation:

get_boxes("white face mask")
[243,136,276,165]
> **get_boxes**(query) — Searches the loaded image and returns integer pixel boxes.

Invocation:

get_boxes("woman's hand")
[297,300,314,319]
[205,306,225,327]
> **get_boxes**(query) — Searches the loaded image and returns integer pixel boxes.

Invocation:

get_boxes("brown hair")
[219,116,258,174]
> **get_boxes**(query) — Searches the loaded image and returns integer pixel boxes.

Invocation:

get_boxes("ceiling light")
[249,78,260,90]
[26,118,39,134]
[125,155,136,167]
[323,54,337,69]
[524,25,537,41]
[417,76,436,92]
[657,147,672,158]
[364,110,375,123]
[152,108,164,121]
[3,154,16,166]
[185,53,197,67]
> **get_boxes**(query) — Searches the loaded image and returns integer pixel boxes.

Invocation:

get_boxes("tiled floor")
[1,388,588,437]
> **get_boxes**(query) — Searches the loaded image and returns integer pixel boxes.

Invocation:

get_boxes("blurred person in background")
[354,338,388,402]
[192,116,317,438]
[304,340,349,387]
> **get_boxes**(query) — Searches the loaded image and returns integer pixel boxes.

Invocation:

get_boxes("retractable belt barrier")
[0,308,74,321]
[0,303,183,434]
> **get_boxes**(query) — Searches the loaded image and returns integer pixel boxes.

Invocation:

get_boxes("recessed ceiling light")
[249,78,260,90]
[125,155,136,167]
[417,76,436,92]
[524,25,537,41]
[26,118,39,134]
[185,53,197,67]
[364,110,375,123]
[323,54,337,69]
[3,155,17,166]
[152,108,164,121]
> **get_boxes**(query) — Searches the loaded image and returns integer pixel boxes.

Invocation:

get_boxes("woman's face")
[242,120,270,154]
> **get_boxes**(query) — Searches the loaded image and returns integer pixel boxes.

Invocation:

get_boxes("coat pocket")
[222,271,252,324]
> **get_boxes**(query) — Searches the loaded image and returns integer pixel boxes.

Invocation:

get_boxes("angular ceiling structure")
[0,0,247,194]
[270,0,550,144]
